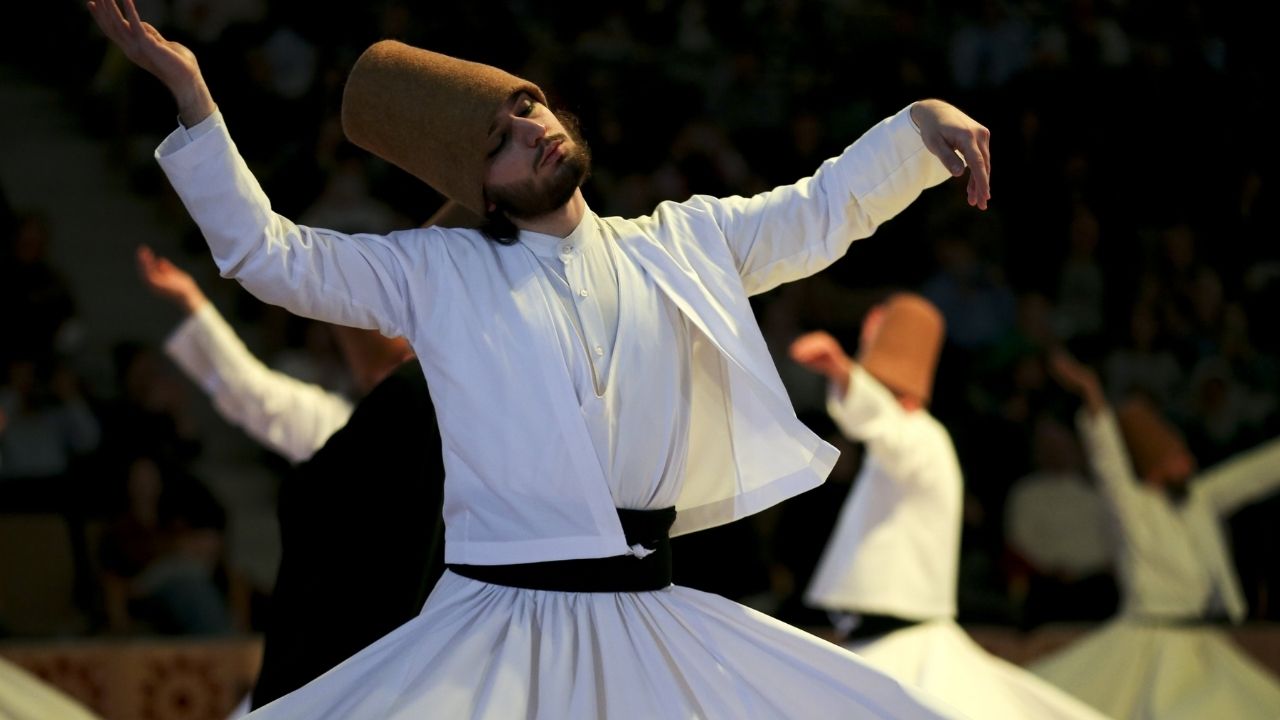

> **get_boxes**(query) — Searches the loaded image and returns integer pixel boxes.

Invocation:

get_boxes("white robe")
[157,104,970,719]
[1031,411,1280,719]
[808,367,1108,720]
[0,656,100,720]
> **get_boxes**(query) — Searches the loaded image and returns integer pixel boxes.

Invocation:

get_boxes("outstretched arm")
[1049,351,1145,522]
[139,246,353,463]
[1193,436,1280,517]
[682,100,989,296]
[90,1,433,339]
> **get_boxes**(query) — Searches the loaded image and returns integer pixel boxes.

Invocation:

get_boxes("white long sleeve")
[1192,435,1280,517]
[156,111,437,339]
[165,303,352,463]
[673,106,953,297]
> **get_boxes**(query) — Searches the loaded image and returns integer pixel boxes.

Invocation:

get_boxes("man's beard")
[488,111,592,222]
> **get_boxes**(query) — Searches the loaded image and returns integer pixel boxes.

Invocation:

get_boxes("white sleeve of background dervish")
[683,105,954,296]
[1192,435,1280,517]
[1076,408,1145,526]
[826,365,926,482]
[164,303,353,463]
[154,111,440,340]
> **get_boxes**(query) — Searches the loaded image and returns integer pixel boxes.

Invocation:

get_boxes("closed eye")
[487,95,539,159]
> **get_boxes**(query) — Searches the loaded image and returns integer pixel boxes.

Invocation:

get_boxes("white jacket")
[156,106,951,565]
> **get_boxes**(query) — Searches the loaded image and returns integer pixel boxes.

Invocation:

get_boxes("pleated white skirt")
[845,620,1108,720]
[1031,619,1280,720]
[0,656,99,720]
[247,571,967,718]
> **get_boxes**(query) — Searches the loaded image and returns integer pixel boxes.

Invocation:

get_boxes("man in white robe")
[89,1,993,716]
[1037,352,1280,719]
[136,244,449,711]
[792,294,1108,720]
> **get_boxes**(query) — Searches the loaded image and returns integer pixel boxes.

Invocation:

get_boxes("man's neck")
[511,190,587,238]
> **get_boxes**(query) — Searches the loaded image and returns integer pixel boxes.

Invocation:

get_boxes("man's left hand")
[910,99,991,210]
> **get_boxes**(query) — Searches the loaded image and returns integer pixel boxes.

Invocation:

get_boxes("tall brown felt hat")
[858,293,945,402]
[342,40,546,216]
[1116,397,1190,479]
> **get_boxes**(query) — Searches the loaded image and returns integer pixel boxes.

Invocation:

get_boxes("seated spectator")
[97,455,238,636]
[1004,415,1117,626]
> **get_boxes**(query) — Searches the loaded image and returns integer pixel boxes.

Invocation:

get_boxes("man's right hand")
[88,0,216,126]
[137,245,208,314]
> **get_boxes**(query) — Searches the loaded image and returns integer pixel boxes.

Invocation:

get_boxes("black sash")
[1131,613,1232,627]
[448,507,676,592]
[843,612,925,641]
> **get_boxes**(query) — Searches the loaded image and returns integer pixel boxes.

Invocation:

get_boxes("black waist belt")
[448,507,676,592]
[1130,613,1232,627]
[844,612,925,641]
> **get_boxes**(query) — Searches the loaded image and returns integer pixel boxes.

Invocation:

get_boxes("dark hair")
[480,211,521,245]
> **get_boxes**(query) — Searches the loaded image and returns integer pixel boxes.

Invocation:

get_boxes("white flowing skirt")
[0,657,100,720]
[845,620,1107,720]
[247,571,966,719]
[1031,619,1280,720]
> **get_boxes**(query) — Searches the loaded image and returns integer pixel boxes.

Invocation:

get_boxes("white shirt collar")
[518,209,597,259]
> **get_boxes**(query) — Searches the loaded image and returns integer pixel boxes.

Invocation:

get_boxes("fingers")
[91,0,130,43]
[136,244,157,279]
[123,0,148,41]
[962,125,992,211]
[924,134,966,177]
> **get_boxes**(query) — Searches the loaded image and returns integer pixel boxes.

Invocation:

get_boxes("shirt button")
[578,289,588,298]
[560,244,573,254]
[594,346,604,357]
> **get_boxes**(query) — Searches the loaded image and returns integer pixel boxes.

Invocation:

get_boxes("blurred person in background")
[1036,352,1280,719]
[1003,414,1117,627]
[793,294,1106,720]
[136,244,447,711]
[0,356,100,502]
[97,453,236,636]
[0,212,80,366]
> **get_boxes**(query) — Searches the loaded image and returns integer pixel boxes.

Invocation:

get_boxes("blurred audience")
[0,0,1275,639]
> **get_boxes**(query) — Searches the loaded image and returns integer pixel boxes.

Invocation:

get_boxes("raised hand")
[909,99,991,211]
[137,245,207,314]
[87,0,216,125]
[789,331,854,394]
[1048,350,1106,413]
